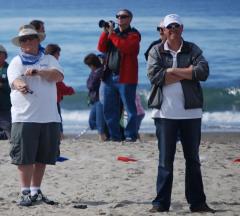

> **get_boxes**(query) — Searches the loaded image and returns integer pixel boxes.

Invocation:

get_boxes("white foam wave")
[61,109,240,134]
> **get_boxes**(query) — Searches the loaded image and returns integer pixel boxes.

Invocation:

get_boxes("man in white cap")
[7,25,64,206]
[144,19,166,61]
[0,44,11,140]
[147,14,215,213]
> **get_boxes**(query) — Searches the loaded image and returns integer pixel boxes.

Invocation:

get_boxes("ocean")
[1,0,240,134]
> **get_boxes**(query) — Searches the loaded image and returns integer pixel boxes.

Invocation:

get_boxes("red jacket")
[97,27,141,84]
[56,81,75,103]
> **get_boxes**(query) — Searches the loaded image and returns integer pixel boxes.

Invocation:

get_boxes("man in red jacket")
[97,9,141,142]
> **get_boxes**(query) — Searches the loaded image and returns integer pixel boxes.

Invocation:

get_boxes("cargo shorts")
[10,122,60,165]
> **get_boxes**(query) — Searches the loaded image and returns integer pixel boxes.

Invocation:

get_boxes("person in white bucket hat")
[7,25,64,207]
[11,25,45,47]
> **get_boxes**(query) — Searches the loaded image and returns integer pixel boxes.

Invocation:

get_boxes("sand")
[0,132,239,216]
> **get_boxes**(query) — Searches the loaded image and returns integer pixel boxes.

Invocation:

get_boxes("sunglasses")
[166,23,181,30]
[116,14,130,19]
[19,35,38,43]
[157,27,164,32]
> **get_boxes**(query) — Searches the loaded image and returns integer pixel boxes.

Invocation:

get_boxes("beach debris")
[113,200,134,208]
[73,204,88,209]
[56,156,69,162]
[117,156,137,162]
[74,127,89,139]
[233,158,240,163]
[98,209,107,215]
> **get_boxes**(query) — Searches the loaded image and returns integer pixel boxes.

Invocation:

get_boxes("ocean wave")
[60,87,240,112]
[61,109,240,134]
[60,86,240,133]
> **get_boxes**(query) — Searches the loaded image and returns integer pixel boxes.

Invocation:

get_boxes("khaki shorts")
[10,122,60,165]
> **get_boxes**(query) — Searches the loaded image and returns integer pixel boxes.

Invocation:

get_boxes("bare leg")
[18,164,34,188]
[31,163,46,187]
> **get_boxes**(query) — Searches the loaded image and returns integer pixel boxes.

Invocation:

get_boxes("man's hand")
[107,21,114,34]
[12,79,31,94]
[24,68,38,76]
[103,21,114,34]
[165,69,183,85]
[24,68,63,82]
[165,65,193,84]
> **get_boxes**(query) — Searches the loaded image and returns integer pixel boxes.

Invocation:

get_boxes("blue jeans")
[103,75,137,140]
[152,118,206,210]
[88,101,105,134]
[136,113,145,132]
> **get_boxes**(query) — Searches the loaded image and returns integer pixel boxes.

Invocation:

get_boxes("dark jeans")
[152,118,206,210]
[57,103,63,132]
[0,110,11,139]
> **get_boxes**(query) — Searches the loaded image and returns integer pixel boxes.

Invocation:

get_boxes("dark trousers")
[152,118,206,209]
[0,110,11,139]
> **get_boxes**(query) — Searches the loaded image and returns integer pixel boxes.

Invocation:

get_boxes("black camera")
[98,20,115,28]
[0,74,7,83]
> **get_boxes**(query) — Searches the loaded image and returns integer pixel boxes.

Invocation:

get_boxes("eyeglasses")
[157,27,164,32]
[19,35,38,43]
[116,14,130,19]
[166,23,181,30]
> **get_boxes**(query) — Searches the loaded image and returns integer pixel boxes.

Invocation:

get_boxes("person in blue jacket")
[84,53,108,141]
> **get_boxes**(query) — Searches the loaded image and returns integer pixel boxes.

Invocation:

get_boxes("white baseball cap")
[157,19,164,28]
[163,14,183,27]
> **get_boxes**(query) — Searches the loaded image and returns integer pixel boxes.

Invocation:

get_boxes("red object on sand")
[117,156,137,162]
[233,158,240,163]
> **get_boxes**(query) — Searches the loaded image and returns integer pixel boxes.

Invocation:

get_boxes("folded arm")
[24,68,64,82]
[165,66,193,85]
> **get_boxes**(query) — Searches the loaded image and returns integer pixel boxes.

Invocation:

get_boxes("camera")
[98,20,115,28]
[0,74,7,83]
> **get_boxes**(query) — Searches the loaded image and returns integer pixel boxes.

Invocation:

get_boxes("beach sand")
[0,132,239,216]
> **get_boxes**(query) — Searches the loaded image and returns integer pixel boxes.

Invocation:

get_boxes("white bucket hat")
[11,25,45,47]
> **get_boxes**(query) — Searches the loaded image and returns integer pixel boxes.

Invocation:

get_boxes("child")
[84,53,108,141]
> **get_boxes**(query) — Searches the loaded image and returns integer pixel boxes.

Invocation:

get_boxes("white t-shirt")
[152,41,202,119]
[7,54,63,123]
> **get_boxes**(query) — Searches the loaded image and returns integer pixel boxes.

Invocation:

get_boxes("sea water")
[1,0,240,133]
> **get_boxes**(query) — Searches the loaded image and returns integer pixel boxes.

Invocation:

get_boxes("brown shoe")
[99,133,107,142]
[149,206,169,213]
[190,203,216,213]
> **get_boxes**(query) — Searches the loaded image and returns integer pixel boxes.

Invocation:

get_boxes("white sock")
[30,186,40,196]
[21,187,30,193]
